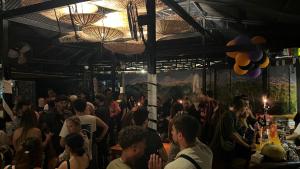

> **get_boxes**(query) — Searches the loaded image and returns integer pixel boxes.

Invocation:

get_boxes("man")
[107,126,147,169]
[149,115,213,169]
[60,99,109,169]
[133,108,167,169]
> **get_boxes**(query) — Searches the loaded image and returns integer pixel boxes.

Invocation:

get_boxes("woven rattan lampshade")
[21,0,42,6]
[115,0,145,9]
[59,31,92,43]
[82,26,124,42]
[59,13,104,27]
[157,19,192,35]
[103,40,145,55]
[114,0,164,11]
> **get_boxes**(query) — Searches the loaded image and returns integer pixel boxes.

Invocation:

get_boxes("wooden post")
[296,61,300,114]
[146,0,157,130]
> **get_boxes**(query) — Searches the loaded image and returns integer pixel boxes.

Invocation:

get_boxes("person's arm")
[95,117,109,140]
[287,123,300,140]
[57,161,67,169]
[286,133,300,140]
[59,121,68,148]
[231,132,255,149]
[12,129,19,150]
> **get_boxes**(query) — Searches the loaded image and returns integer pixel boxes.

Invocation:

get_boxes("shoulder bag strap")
[67,160,71,169]
[179,154,202,169]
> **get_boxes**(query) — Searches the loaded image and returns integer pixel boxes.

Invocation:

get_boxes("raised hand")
[148,154,163,169]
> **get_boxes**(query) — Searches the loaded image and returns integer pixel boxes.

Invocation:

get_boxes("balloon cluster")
[226,35,270,78]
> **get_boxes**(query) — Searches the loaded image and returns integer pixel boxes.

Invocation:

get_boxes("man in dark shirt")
[132,108,167,169]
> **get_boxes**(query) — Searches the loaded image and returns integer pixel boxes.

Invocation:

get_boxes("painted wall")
[124,65,297,115]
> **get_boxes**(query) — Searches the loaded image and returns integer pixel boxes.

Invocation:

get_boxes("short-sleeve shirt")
[107,158,131,169]
[294,123,300,135]
[60,115,97,139]
[59,115,97,159]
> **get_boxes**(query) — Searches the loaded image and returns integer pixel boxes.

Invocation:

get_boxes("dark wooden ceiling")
[2,0,300,78]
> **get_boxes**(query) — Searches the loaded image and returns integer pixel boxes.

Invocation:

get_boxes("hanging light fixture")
[115,0,145,9]
[156,19,192,35]
[21,0,42,6]
[60,13,104,27]
[59,3,103,27]
[82,26,124,42]
[94,0,165,12]
[103,40,145,55]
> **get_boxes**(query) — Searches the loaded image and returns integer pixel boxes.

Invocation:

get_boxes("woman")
[58,133,89,169]
[12,109,41,152]
[5,137,43,169]
[210,95,256,169]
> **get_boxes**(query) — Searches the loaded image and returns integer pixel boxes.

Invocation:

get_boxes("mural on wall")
[269,65,297,115]
[125,70,202,103]
[125,65,297,115]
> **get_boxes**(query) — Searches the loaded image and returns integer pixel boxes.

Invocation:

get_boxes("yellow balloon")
[226,39,238,58]
[234,64,248,75]
[251,36,267,45]
[235,52,250,66]
[260,56,270,68]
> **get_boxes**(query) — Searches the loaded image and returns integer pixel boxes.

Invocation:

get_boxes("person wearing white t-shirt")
[287,122,300,141]
[148,115,213,169]
[59,99,109,160]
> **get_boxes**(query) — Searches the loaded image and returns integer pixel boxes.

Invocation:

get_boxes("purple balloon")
[249,48,263,62]
[234,35,251,45]
[248,68,262,78]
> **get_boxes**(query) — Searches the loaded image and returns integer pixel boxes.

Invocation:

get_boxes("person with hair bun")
[5,137,43,169]
[57,133,89,169]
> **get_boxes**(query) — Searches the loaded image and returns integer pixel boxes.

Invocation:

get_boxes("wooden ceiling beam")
[3,0,90,19]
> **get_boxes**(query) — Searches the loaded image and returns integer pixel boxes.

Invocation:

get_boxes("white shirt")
[294,123,300,135]
[165,139,213,169]
[59,115,97,159]
[107,158,131,169]
[60,115,97,138]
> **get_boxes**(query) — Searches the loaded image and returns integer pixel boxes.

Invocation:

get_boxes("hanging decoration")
[59,13,104,27]
[82,26,124,42]
[103,40,145,55]
[225,35,269,78]
[59,3,103,27]
[156,19,192,35]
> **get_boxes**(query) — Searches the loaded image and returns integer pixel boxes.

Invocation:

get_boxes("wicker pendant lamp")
[103,40,145,55]
[157,19,192,35]
[21,0,42,6]
[82,26,124,42]
[59,13,104,27]
[58,3,103,27]
[99,0,165,12]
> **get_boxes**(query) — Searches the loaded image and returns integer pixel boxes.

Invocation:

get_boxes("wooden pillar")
[214,68,217,99]
[296,61,300,114]
[1,6,13,130]
[262,67,269,95]
[111,60,116,94]
[202,61,206,95]
[146,0,157,130]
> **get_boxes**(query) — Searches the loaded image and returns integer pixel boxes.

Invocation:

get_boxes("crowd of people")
[0,88,261,169]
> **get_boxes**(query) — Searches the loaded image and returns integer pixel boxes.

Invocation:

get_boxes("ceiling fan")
[8,42,32,64]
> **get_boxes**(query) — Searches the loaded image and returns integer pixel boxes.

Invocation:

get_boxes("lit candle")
[262,96,267,109]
